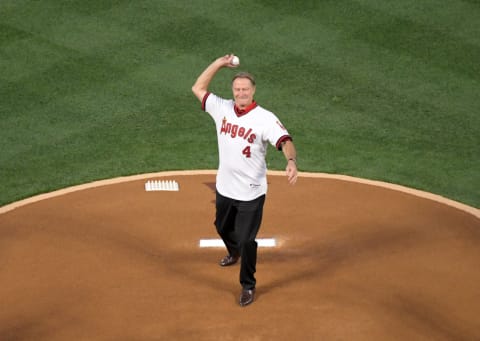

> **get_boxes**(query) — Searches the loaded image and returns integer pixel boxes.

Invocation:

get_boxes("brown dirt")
[1,171,479,340]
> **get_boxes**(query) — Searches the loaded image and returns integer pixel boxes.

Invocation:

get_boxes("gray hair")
[232,72,256,86]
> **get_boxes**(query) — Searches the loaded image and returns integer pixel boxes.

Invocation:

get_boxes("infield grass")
[1,0,479,207]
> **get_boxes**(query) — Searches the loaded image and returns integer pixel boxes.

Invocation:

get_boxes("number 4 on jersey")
[242,146,251,158]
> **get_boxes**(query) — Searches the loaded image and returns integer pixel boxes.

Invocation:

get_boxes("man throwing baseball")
[192,54,298,307]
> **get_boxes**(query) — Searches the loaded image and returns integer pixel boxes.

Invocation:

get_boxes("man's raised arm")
[192,54,238,102]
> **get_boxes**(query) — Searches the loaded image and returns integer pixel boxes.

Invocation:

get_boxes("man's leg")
[215,191,239,259]
[235,195,266,290]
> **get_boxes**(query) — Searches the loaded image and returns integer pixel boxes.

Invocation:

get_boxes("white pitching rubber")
[199,238,276,248]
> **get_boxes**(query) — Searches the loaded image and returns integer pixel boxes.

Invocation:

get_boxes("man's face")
[232,78,256,109]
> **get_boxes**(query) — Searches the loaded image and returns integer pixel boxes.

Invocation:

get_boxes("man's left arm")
[281,140,298,185]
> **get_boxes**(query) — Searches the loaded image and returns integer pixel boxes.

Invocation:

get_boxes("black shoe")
[219,254,239,267]
[239,288,255,307]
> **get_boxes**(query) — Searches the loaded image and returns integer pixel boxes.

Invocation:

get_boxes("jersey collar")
[234,101,257,117]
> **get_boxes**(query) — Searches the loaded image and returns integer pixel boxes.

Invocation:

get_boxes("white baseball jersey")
[203,92,291,201]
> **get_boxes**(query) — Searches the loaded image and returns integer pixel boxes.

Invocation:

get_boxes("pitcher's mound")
[1,171,479,340]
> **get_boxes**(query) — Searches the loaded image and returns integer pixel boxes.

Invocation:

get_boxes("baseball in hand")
[231,55,240,66]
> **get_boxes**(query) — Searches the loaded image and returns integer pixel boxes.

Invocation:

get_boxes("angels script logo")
[220,117,257,143]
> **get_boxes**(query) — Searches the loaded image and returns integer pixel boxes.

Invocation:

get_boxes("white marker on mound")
[199,238,276,248]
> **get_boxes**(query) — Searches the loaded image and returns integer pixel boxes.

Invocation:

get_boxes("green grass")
[1,0,479,207]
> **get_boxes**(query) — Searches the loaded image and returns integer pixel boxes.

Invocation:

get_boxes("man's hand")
[286,159,298,185]
[219,54,239,68]
[281,140,298,185]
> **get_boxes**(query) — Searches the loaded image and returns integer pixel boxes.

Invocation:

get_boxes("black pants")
[215,191,266,290]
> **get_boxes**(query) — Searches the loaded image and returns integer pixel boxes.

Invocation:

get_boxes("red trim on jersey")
[276,135,292,150]
[201,92,211,111]
[234,101,257,117]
